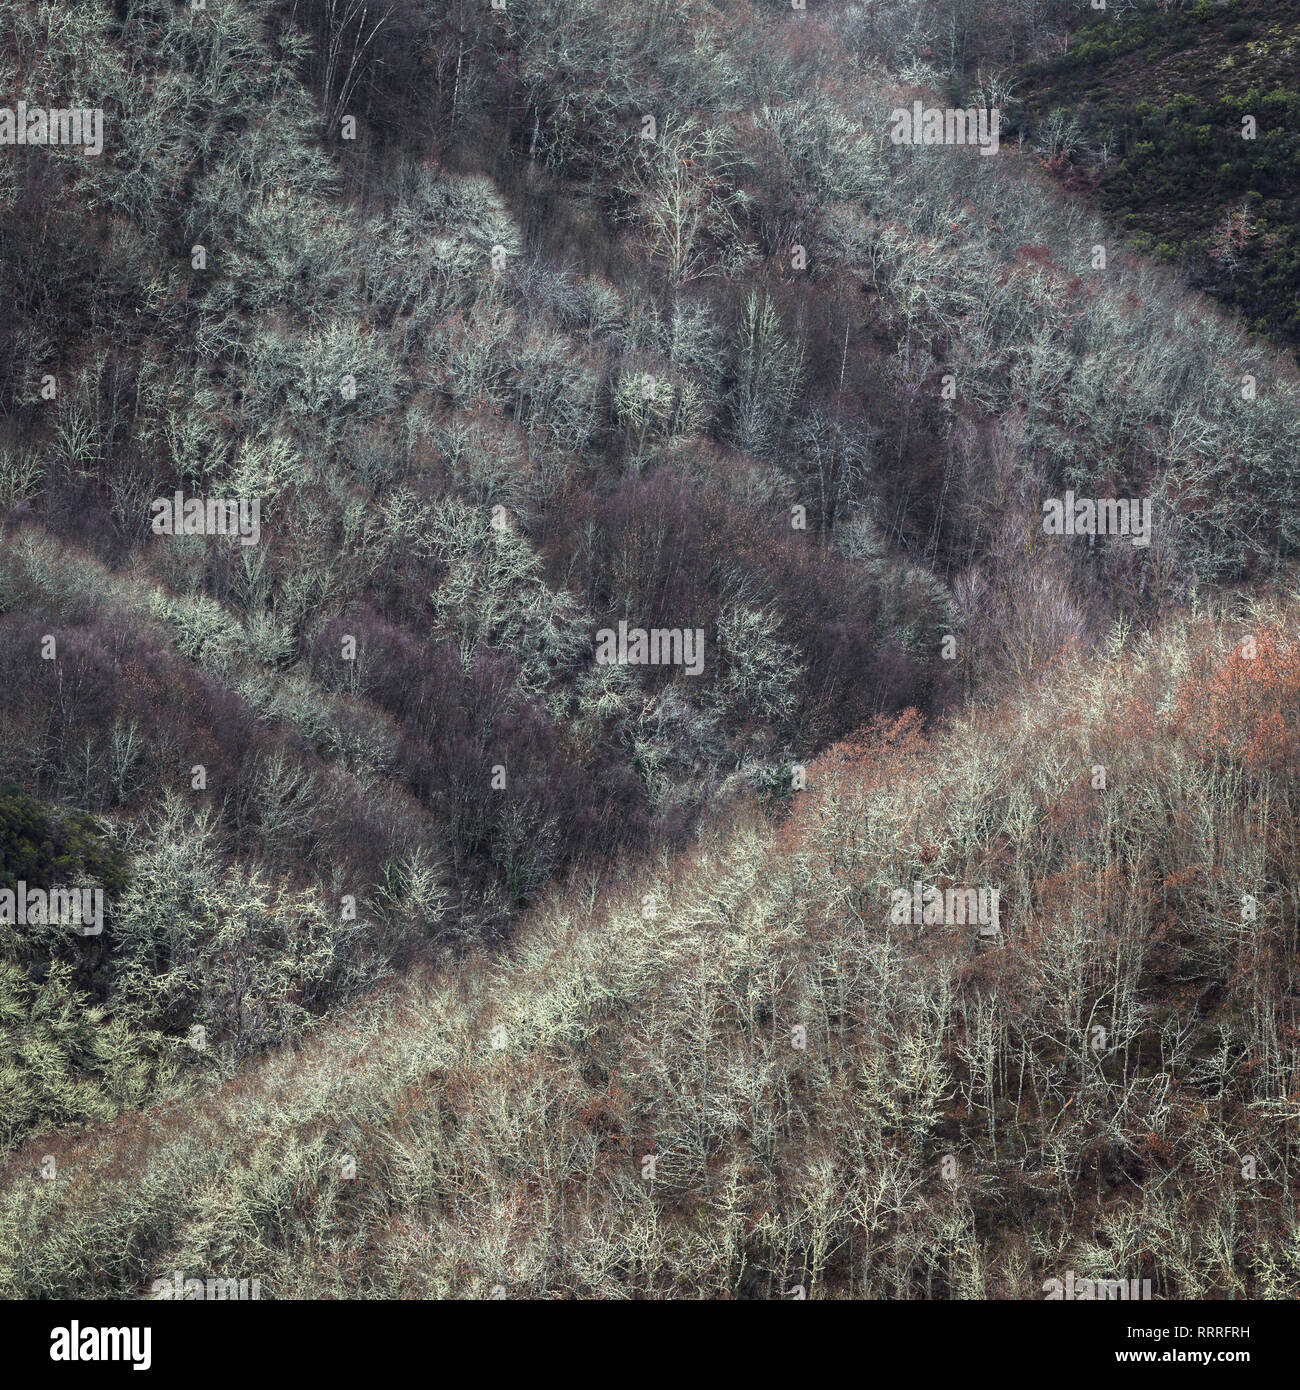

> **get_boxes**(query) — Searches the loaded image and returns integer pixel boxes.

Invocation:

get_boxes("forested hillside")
[0,0,1297,1303]
[1011,0,1300,347]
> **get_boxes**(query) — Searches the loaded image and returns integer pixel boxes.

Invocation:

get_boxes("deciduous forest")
[0,0,1298,1314]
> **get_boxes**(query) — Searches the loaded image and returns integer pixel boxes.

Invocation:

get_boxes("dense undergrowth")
[1012,0,1300,347]
[0,0,1297,1297]
[4,593,1298,1298]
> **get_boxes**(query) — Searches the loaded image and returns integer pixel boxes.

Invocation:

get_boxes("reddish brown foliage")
[1174,630,1300,775]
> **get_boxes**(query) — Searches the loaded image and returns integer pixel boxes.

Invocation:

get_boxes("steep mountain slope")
[4,592,1297,1298]
[0,0,1298,1301]
[1011,0,1300,348]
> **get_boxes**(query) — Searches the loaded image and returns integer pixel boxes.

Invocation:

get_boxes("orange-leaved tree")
[1174,629,1300,776]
